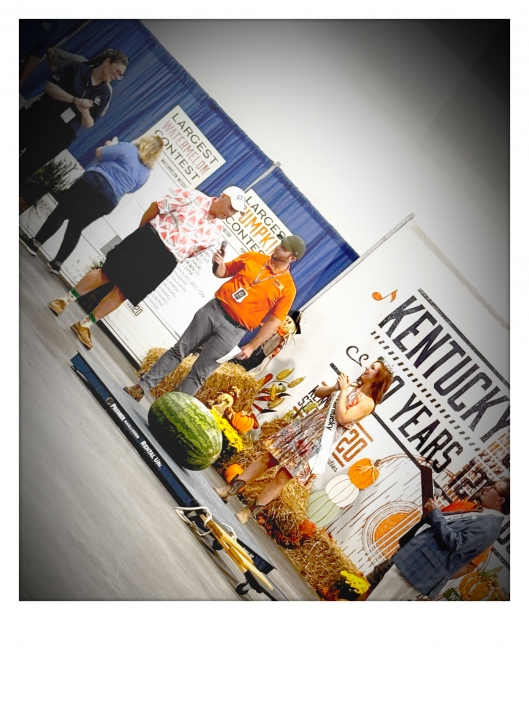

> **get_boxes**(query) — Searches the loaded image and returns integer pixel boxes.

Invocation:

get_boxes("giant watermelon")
[148,392,222,471]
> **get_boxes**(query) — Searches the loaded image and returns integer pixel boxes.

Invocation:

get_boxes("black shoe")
[48,260,62,276]
[19,232,39,256]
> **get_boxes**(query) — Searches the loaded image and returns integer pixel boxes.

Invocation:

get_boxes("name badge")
[60,107,76,123]
[232,287,248,303]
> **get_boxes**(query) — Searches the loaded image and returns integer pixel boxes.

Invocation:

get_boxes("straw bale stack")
[137,348,261,412]
[286,530,365,598]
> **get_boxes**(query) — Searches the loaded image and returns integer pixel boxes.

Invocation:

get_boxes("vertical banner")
[257,218,510,599]
[150,106,225,188]
[221,189,294,255]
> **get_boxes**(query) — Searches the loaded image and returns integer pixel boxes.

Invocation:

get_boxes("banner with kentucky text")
[256,217,510,600]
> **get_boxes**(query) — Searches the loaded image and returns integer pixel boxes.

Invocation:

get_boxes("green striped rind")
[148,392,222,471]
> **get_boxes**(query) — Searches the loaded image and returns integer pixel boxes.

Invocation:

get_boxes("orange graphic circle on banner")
[363,501,421,562]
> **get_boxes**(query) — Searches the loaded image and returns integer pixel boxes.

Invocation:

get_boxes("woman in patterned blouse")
[216,358,394,523]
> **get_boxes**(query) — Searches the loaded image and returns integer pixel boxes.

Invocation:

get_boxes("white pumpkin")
[325,475,360,508]
[306,491,340,527]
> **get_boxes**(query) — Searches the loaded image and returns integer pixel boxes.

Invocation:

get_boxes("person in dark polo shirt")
[19,48,128,184]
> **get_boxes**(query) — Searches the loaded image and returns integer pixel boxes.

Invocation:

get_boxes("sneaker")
[19,232,39,256]
[48,298,67,317]
[71,321,93,350]
[48,260,62,276]
[123,384,145,402]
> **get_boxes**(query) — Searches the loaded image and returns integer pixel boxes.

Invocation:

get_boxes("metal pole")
[300,212,416,311]
[244,161,281,192]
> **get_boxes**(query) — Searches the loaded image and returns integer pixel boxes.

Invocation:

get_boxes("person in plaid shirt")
[367,478,509,601]
[46,185,246,350]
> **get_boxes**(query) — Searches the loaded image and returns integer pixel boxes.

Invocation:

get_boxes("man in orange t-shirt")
[125,236,306,399]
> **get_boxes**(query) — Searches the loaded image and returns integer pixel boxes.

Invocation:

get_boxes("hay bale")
[137,350,197,398]
[132,353,363,597]
[286,531,364,598]
[197,362,260,413]
[137,348,260,410]
[212,416,291,475]
[240,473,311,537]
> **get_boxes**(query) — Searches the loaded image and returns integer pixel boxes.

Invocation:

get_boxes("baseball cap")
[281,235,306,260]
[222,186,247,212]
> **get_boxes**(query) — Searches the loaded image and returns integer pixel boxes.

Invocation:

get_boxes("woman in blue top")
[21,134,164,275]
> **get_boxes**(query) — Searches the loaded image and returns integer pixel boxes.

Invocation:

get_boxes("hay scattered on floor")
[137,348,261,411]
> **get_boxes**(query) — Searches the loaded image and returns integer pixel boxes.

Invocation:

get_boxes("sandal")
[214,478,246,502]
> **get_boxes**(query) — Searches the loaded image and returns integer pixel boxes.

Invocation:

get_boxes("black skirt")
[102,223,177,306]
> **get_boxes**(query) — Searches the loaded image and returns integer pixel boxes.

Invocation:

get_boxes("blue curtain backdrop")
[253,168,358,309]
[238,167,358,345]
[20,19,358,317]
[20,19,273,192]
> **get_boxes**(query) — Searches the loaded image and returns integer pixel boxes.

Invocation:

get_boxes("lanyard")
[246,260,290,290]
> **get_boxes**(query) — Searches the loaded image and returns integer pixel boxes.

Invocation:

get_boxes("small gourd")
[230,411,254,434]
[225,463,244,484]
[325,475,360,508]
[306,491,340,527]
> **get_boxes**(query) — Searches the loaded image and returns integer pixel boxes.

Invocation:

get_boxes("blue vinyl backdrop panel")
[253,168,358,309]
[238,168,358,345]
[20,19,273,193]
[20,19,358,316]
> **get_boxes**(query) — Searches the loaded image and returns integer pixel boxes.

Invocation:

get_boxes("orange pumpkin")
[230,412,254,434]
[225,464,244,484]
[459,567,505,601]
[347,458,379,489]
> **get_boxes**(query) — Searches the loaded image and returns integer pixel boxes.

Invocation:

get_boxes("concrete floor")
[19,245,318,601]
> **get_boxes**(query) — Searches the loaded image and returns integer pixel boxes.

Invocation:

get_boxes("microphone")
[212,240,228,273]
